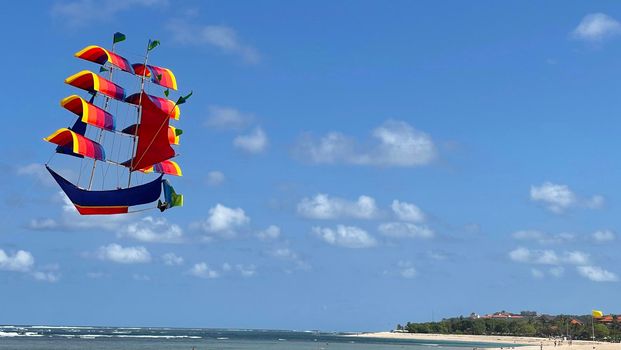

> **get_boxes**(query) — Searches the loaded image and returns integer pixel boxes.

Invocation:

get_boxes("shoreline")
[347,332,613,350]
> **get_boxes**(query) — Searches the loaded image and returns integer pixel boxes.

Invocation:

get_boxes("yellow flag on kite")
[592,310,603,318]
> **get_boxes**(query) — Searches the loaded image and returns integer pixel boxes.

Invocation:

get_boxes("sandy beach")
[348,332,619,350]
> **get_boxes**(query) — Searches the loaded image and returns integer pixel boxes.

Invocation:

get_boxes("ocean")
[0,326,511,350]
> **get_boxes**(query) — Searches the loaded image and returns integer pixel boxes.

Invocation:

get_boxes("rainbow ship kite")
[44,33,189,215]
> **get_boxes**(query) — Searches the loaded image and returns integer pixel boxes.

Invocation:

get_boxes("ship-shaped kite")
[44,33,189,215]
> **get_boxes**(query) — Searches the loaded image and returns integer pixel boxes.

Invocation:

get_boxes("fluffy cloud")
[549,266,565,278]
[530,183,576,213]
[167,19,259,63]
[577,265,618,282]
[188,262,220,279]
[206,171,225,187]
[269,247,311,271]
[378,222,434,239]
[531,268,544,279]
[297,194,378,220]
[233,127,268,154]
[17,163,58,187]
[162,253,184,266]
[512,230,574,245]
[509,247,614,281]
[391,200,425,223]
[0,249,34,272]
[256,225,281,241]
[0,249,59,282]
[508,247,589,265]
[51,0,167,27]
[119,217,183,243]
[313,225,377,248]
[205,105,254,130]
[586,195,605,209]
[572,13,621,42]
[32,271,61,283]
[192,204,250,239]
[529,182,602,213]
[592,230,615,242]
[398,261,417,279]
[28,192,130,232]
[97,244,151,264]
[235,264,256,277]
[295,120,436,167]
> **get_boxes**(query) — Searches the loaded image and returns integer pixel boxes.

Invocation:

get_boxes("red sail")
[124,93,175,171]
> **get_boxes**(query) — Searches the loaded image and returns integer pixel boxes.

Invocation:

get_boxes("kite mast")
[127,39,157,188]
[86,34,122,190]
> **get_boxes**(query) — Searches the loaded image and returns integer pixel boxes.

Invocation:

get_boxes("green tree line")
[396,314,621,342]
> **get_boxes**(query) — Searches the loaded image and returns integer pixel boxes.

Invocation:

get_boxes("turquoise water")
[0,326,512,350]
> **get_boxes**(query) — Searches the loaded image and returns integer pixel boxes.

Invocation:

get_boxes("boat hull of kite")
[46,166,163,215]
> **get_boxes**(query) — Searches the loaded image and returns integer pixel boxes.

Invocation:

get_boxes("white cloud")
[297,194,378,220]
[565,251,590,265]
[162,253,184,266]
[509,247,534,263]
[233,127,268,154]
[206,171,225,187]
[313,225,377,248]
[530,182,576,213]
[531,268,544,279]
[235,264,256,277]
[87,272,105,279]
[118,217,183,243]
[549,266,565,278]
[295,120,436,167]
[0,249,35,272]
[270,248,298,260]
[0,249,60,282]
[378,222,434,239]
[28,192,131,232]
[17,163,57,187]
[27,218,59,230]
[391,200,425,223]
[592,230,615,242]
[512,230,574,245]
[398,261,417,279]
[508,247,589,266]
[31,271,60,283]
[97,244,151,264]
[133,274,150,281]
[192,204,250,239]
[205,105,254,130]
[530,182,604,214]
[268,247,311,270]
[572,13,621,42]
[167,20,260,63]
[189,262,220,279]
[51,0,167,27]
[530,266,565,279]
[256,225,281,241]
[577,265,618,282]
[427,251,448,261]
[586,195,605,209]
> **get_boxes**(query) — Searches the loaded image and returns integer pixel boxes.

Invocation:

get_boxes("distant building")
[570,319,583,326]
[595,315,614,323]
[482,311,524,319]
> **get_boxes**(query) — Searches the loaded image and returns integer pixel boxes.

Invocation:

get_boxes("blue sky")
[1,0,621,331]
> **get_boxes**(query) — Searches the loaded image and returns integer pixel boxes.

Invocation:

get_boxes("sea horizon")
[0,325,513,350]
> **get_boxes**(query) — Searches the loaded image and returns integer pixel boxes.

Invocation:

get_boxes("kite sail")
[43,33,188,215]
